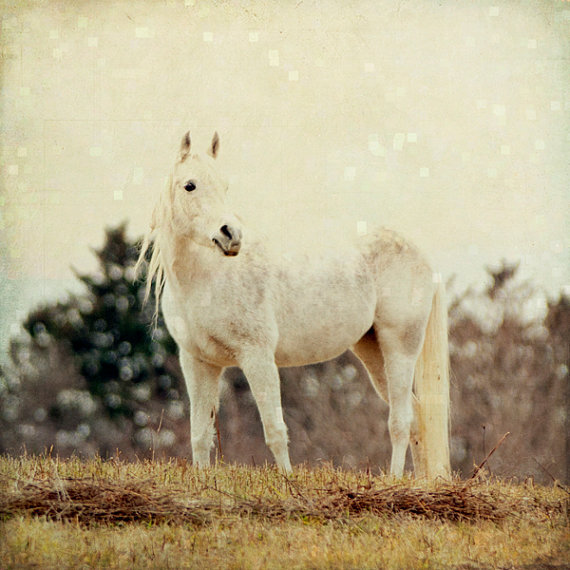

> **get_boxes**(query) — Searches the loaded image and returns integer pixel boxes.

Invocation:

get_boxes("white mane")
[134,174,172,327]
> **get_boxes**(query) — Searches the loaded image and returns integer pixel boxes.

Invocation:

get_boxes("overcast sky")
[1,0,568,356]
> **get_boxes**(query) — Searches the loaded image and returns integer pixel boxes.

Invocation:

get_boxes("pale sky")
[1,0,569,356]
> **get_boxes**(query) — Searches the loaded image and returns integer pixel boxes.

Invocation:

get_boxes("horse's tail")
[412,280,451,479]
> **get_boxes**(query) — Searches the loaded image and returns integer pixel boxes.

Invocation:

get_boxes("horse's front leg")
[179,349,222,467]
[239,349,292,472]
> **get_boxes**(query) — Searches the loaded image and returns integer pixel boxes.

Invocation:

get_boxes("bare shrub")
[448,263,568,482]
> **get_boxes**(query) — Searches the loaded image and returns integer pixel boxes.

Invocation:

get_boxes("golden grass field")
[0,455,568,569]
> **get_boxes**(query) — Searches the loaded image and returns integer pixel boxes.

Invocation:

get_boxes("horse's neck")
[161,232,217,288]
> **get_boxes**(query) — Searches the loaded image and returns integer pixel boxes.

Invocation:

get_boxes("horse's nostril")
[220,225,233,239]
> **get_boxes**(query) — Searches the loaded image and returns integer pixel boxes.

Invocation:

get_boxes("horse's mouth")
[213,238,240,256]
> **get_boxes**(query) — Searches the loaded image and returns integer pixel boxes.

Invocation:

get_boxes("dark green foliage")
[22,224,179,421]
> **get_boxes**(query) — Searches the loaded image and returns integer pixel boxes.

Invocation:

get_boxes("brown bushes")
[1,468,556,526]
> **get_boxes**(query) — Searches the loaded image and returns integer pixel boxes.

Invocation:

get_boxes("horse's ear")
[208,131,220,159]
[179,131,191,162]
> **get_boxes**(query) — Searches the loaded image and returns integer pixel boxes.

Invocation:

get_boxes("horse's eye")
[184,181,196,192]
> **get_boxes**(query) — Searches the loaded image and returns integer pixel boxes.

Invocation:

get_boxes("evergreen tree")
[22,224,179,422]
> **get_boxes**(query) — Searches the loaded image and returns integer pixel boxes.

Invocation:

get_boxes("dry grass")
[0,473,556,525]
[1,454,568,569]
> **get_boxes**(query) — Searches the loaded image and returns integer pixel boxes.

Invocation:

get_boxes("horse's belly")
[272,252,376,366]
[274,298,374,367]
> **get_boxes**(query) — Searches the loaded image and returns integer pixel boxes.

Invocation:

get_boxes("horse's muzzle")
[212,224,242,256]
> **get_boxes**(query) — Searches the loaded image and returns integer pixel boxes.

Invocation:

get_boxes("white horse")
[137,131,450,478]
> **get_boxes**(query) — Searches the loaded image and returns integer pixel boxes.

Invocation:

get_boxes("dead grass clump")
[0,478,208,525]
[309,482,509,522]
[2,473,563,526]
[236,478,561,524]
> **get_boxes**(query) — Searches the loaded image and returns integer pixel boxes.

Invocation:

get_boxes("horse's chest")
[162,284,262,366]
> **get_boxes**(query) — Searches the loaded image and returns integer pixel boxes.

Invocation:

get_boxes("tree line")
[0,225,567,483]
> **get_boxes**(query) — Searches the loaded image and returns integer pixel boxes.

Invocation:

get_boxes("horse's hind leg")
[354,327,418,476]
[376,326,424,478]
[384,355,417,476]
[179,349,222,467]
[239,349,292,472]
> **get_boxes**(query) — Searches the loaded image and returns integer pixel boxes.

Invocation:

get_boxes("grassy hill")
[0,455,567,569]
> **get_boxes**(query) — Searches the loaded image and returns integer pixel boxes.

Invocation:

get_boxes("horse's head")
[164,131,242,256]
